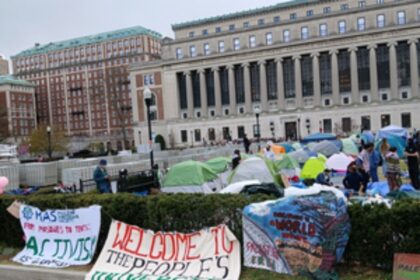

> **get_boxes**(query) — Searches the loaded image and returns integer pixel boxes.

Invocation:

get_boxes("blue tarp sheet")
[301,133,337,144]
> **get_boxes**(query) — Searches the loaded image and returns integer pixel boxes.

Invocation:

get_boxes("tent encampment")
[274,154,301,177]
[301,157,326,179]
[341,138,359,156]
[278,143,295,153]
[311,140,340,157]
[228,157,281,186]
[301,133,337,144]
[288,148,317,164]
[162,160,220,193]
[206,157,230,174]
[326,153,354,172]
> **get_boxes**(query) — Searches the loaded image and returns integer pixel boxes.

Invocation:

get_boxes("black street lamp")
[253,107,261,151]
[143,87,154,169]
[46,126,52,160]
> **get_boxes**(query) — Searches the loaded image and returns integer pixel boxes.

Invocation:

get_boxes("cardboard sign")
[86,220,241,280]
[7,200,22,219]
[393,254,420,280]
[13,205,101,268]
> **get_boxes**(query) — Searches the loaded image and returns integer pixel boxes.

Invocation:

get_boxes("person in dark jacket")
[405,138,419,189]
[93,159,111,193]
[343,162,364,194]
[232,150,241,170]
[315,169,332,186]
[243,134,251,154]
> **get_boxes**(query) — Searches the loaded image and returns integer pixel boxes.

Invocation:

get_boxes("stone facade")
[0,56,9,75]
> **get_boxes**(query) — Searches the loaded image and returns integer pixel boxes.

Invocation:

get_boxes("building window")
[290,13,297,20]
[359,1,366,8]
[177,73,187,109]
[323,119,332,133]
[215,27,222,33]
[181,130,188,143]
[358,17,366,31]
[237,126,245,139]
[258,19,265,25]
[361,116,371,130]
[218,41,225,53]
[397,11,406,25]
[189,32,195,38]
[266,60,278,100]
[243,22,250,28]
[273,16,280,23]
[381,114,391,127]
[343,97,350,104]
[341,4,349,11]
[176,48,183,59]
[194,129,201,142]
[219,67,230,105]
[401,113,411,128]
[189,45,197,57]
[301,55,313,97]
[191,70,201,108]
[249,35,256,48]
[338,49,351,93]
[283,30,291,42]
[208,128,216,141]
[301,26,309,40]
[319,52,332,95]
[342,118,352,133]
[266,32,273,45]
[205,69,215,107]
[233,38,240,50]
[376,44,390,89]
[377,14,386,28]
[234,65,245,103]
[144,74,155,86]
[204,43,211,56]
[357,47,371,91]
[381,93,388,101]
[283,57,295,98]
[307,10,313,17]
[250,62,260,102]
[338,20,347,34]
[323,7,331,14]
[319,23,328,37]
[396,41,411,87]
[202,29,208,36]
[229,24,235,31]
[377,0,384,4]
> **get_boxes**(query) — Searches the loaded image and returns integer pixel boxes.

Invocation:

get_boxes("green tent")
[206,157,230,174]
[301,157,326,179]
[317,154,328,164]
[163,160,218,187]
[274,154,300,171]
[292,142,302,151]
[341,138,359,156]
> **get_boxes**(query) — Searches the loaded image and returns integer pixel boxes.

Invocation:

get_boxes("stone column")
[242,62,252,113]
[227,65,236,115]
[409,39,419,98]
[185,71,194,118]
[198,69,208,117]
[330,49,340,105]
[258,60,268,112]
[311,52,321,106]
[276,58,285,110]
[213,67,222,116]
[293,55,302,108]
[368,44,379,102]
[349,47,359,104]
[388,41,398,100]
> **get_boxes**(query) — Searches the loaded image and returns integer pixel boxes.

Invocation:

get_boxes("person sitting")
[231,149,241,170]
[93,159,111,193]
[343,162,364,195]
[315,169,333,186]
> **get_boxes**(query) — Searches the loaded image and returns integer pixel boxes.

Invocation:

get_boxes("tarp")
[243,185,350,278]
[375,135,406,157]
[311,141,340,157]
[326,153,354,172]
[341,138,359,156]
[13,205,101,268]
[229,157,281,186]
[301,157,326,179]
[366,181,390,197]
[376,125,409,140]
[279,143,295,153]
[288,149,317,164]
[220,180,261,194]
[86,221,241,280]
[301,133,337,144]
[163,160,218,187]
[206,156,230,174]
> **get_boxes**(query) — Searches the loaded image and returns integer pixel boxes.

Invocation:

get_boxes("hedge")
[1,194,420,271]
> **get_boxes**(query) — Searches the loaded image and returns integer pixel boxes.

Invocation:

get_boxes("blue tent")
[375,135,406,157]
[361,131,375,145]
[279,142,295,153]
[301,133,337,144]
[376,125,408,141]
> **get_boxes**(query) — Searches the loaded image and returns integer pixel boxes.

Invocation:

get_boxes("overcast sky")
[0,0,289,60]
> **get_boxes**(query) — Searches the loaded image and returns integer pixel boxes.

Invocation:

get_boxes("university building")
[130,0,420,148]
[12,26,161,149]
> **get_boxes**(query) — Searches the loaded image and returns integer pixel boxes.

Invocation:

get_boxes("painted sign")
[86,220,241,280]
[243,186,350,278]
[13,205,101,268]
[393,254,420,280]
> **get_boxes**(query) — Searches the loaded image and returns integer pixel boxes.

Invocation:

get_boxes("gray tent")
[311,141,340,157]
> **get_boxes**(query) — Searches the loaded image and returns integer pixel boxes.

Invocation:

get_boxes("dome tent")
[341,138,359,156]
[326,153,354,172]
[311,140,340,157]
[206,157,230,174]
[301,157,326,180]
[162,160,220,193]
[274,154,301,178]
[228,157,282,186]
[288,148,317,164]
[301,133,337,144]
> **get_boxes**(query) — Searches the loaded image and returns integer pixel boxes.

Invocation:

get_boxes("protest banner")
[13,205,101,268]
[393,254,420,280]
[243,185,350,278]
[86,220,241,280]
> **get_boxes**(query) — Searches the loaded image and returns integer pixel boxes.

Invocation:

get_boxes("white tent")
[326,153,354,172]
[229,157,276,184]
[220,180,261,194]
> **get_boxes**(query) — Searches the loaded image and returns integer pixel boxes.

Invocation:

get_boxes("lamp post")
[253,107,261,151]
[143,87,154,169]
[46,126,52,160]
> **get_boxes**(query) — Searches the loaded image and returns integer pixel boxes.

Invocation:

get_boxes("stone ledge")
[0,264,85,280]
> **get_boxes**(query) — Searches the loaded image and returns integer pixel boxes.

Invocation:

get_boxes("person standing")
[93,159,111,193]
[243,134,251,154]
[231,149,242,170]
[368,143,380,182]
[380,138,390,177]
[386,147,401,191]
[405,138,419,189]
